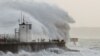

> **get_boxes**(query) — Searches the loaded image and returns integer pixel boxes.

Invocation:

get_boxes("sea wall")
[0,42,65,53]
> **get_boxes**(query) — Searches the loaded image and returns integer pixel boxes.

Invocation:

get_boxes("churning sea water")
[0,39,100,56]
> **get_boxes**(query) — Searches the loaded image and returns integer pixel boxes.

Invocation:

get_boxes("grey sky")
[1,0,99,27]
[46,0,100,27]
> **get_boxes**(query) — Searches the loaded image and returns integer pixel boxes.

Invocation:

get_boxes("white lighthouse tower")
[19,18,32,42]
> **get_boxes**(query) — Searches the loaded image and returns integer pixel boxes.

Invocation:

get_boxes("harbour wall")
[0,42,65,53]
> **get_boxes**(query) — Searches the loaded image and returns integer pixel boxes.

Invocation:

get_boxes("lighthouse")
[19,18,32,42]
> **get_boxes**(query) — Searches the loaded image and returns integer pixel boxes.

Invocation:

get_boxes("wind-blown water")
[0,0,100,56]
[0,0,74,42]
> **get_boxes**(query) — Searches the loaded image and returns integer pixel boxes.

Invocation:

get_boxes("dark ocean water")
[79,39,100,51]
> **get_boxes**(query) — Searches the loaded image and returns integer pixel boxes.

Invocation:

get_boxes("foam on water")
[0,47,100,56]
[1,0,100,56]
[0,39,100,56]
